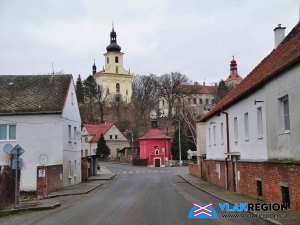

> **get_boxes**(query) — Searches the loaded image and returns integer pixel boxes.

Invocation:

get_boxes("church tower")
[225,56,243,87]
[92,59,96,75]
[93,24,132,103]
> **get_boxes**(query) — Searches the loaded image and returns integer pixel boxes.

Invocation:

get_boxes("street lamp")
[174,119,182,166]
[126,130,133,155]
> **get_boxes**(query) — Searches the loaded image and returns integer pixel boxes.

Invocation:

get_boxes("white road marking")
[154,171,158,172]
[123,172,126,173]
[129,171,133,173]
[148,171,152,172]
[160,171,164,172]
[135,171,139,173]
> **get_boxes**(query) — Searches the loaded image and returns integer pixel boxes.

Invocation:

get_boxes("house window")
[257,107,263,138]
[234,117,238,142]
[212,99,215,104]
[71,93,74,105]
[68,161,71,178]
[193,98,196,104]
[220,123,224,145]
[116,66,118,73]
[213,126,216,145]
[110,135,112,139]
[107,57,109,64]
[115,56,118,63]
[85,137,88,143]
[115,135,118,139]
[74,127,77,144]
[0,124,16,140]
[68,125,71,143]
[85,149,88,156]
[74,160,77,177]
[205,99,208,105]
[282,98,290,132]
[244,112,249,140]
[199,99,202,104]
[208,128,211,146]
[116,83,120,93]
[81,150,83,156]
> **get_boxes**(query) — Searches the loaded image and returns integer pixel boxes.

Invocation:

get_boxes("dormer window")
[115,56,118,63]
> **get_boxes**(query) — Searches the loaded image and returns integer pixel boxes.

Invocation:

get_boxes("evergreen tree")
[96,134,110,155]
[83,75,98,122]
[171,127,188,160]
[75,74,84,103]
[215,80,229,103]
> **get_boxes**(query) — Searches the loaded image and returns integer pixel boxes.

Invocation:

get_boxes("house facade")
[0,75,82,191]
[92,26,132,104]
[81,122,130,159]
[197,22,300,212]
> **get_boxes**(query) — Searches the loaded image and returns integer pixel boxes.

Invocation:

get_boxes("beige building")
[93,26,132,103]
[81,122,130,159]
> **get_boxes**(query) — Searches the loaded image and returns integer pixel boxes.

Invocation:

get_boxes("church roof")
[139,128,171,140]
[176,84,216,94]
[0,75,72,115]
[225,74,243,82]
[201,21,300,122]
[93,71,103,78]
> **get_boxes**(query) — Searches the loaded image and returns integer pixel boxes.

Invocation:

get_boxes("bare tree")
[157,72,190,117]
[131,74,158,118]
[95,84,109,123]
[109,93,123,122]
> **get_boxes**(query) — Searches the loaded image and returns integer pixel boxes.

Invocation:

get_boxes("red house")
[139,116,171,167]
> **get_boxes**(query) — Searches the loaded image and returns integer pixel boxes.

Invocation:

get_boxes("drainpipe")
[221,107,230,190]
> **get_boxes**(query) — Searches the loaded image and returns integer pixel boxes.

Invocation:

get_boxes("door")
[155,159,160,167]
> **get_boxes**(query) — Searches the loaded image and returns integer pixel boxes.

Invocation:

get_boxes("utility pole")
[174,119,181,166]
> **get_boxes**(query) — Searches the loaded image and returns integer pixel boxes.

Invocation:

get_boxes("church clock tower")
[93,24,132,104]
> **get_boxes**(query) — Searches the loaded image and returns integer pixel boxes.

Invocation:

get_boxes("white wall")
[61,78,82,187]
[205,87,268,161]
[0,114,63,191]
[265,63,300,160]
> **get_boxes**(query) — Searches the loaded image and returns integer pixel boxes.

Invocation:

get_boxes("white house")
[81,122,130,159]
[197,22,300,212]
[0,75,82,191]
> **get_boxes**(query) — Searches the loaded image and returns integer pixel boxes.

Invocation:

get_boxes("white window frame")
[213,126,216,145]
[74,160,77,177]
[208,128,211,146]
[68,161,72,178]
[282,98,290,132]
[0,124,16,141]
[234,117,238,143]
[257,107,263,138]
[68,125,72,143]
[244,112,249,141]
[220,123,224,145]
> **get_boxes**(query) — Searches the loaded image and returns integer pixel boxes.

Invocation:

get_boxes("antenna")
[52,61,54,75]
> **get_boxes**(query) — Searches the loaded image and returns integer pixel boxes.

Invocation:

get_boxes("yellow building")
[93,26,132,103]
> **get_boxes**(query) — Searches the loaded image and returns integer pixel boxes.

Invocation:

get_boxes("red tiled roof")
[201,22,300,122]
[83,123,114,142]
[225,73,243,81]
[139,128,171,140]
[174,85,216,95]
[93,71,103,78]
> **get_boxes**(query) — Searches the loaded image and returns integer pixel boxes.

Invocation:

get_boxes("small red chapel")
[139,115,171,167]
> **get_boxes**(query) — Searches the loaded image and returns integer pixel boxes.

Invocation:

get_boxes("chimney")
[203,82,205,86]
[274,24,286,48]
[194,82,198,85]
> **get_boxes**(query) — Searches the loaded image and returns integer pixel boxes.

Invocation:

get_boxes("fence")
[166,159,197,167]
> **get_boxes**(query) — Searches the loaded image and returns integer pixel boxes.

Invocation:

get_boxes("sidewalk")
[0,166,116,217]
[178,171,300,225]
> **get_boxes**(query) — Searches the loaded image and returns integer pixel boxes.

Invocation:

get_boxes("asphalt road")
[1,163,271,225]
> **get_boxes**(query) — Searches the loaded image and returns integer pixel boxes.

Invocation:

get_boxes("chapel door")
[155,159,160,167]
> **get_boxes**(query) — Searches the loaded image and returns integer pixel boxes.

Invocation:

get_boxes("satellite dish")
[74,131,81,140]
[3,143,13,154]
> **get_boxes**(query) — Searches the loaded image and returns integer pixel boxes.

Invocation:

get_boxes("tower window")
[116,83,120,93]
[200,99,203,104]
[107,57,109,64]
[116,66,118,73]
[115,56,119,63]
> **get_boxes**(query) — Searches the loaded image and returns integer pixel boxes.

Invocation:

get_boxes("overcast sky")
[0,0,299,84]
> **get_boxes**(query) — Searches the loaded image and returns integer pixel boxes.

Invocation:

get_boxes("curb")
[0,203,61,217]
[178,175,282,225]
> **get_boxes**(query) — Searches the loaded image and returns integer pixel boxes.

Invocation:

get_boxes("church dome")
[106,27,121,52]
